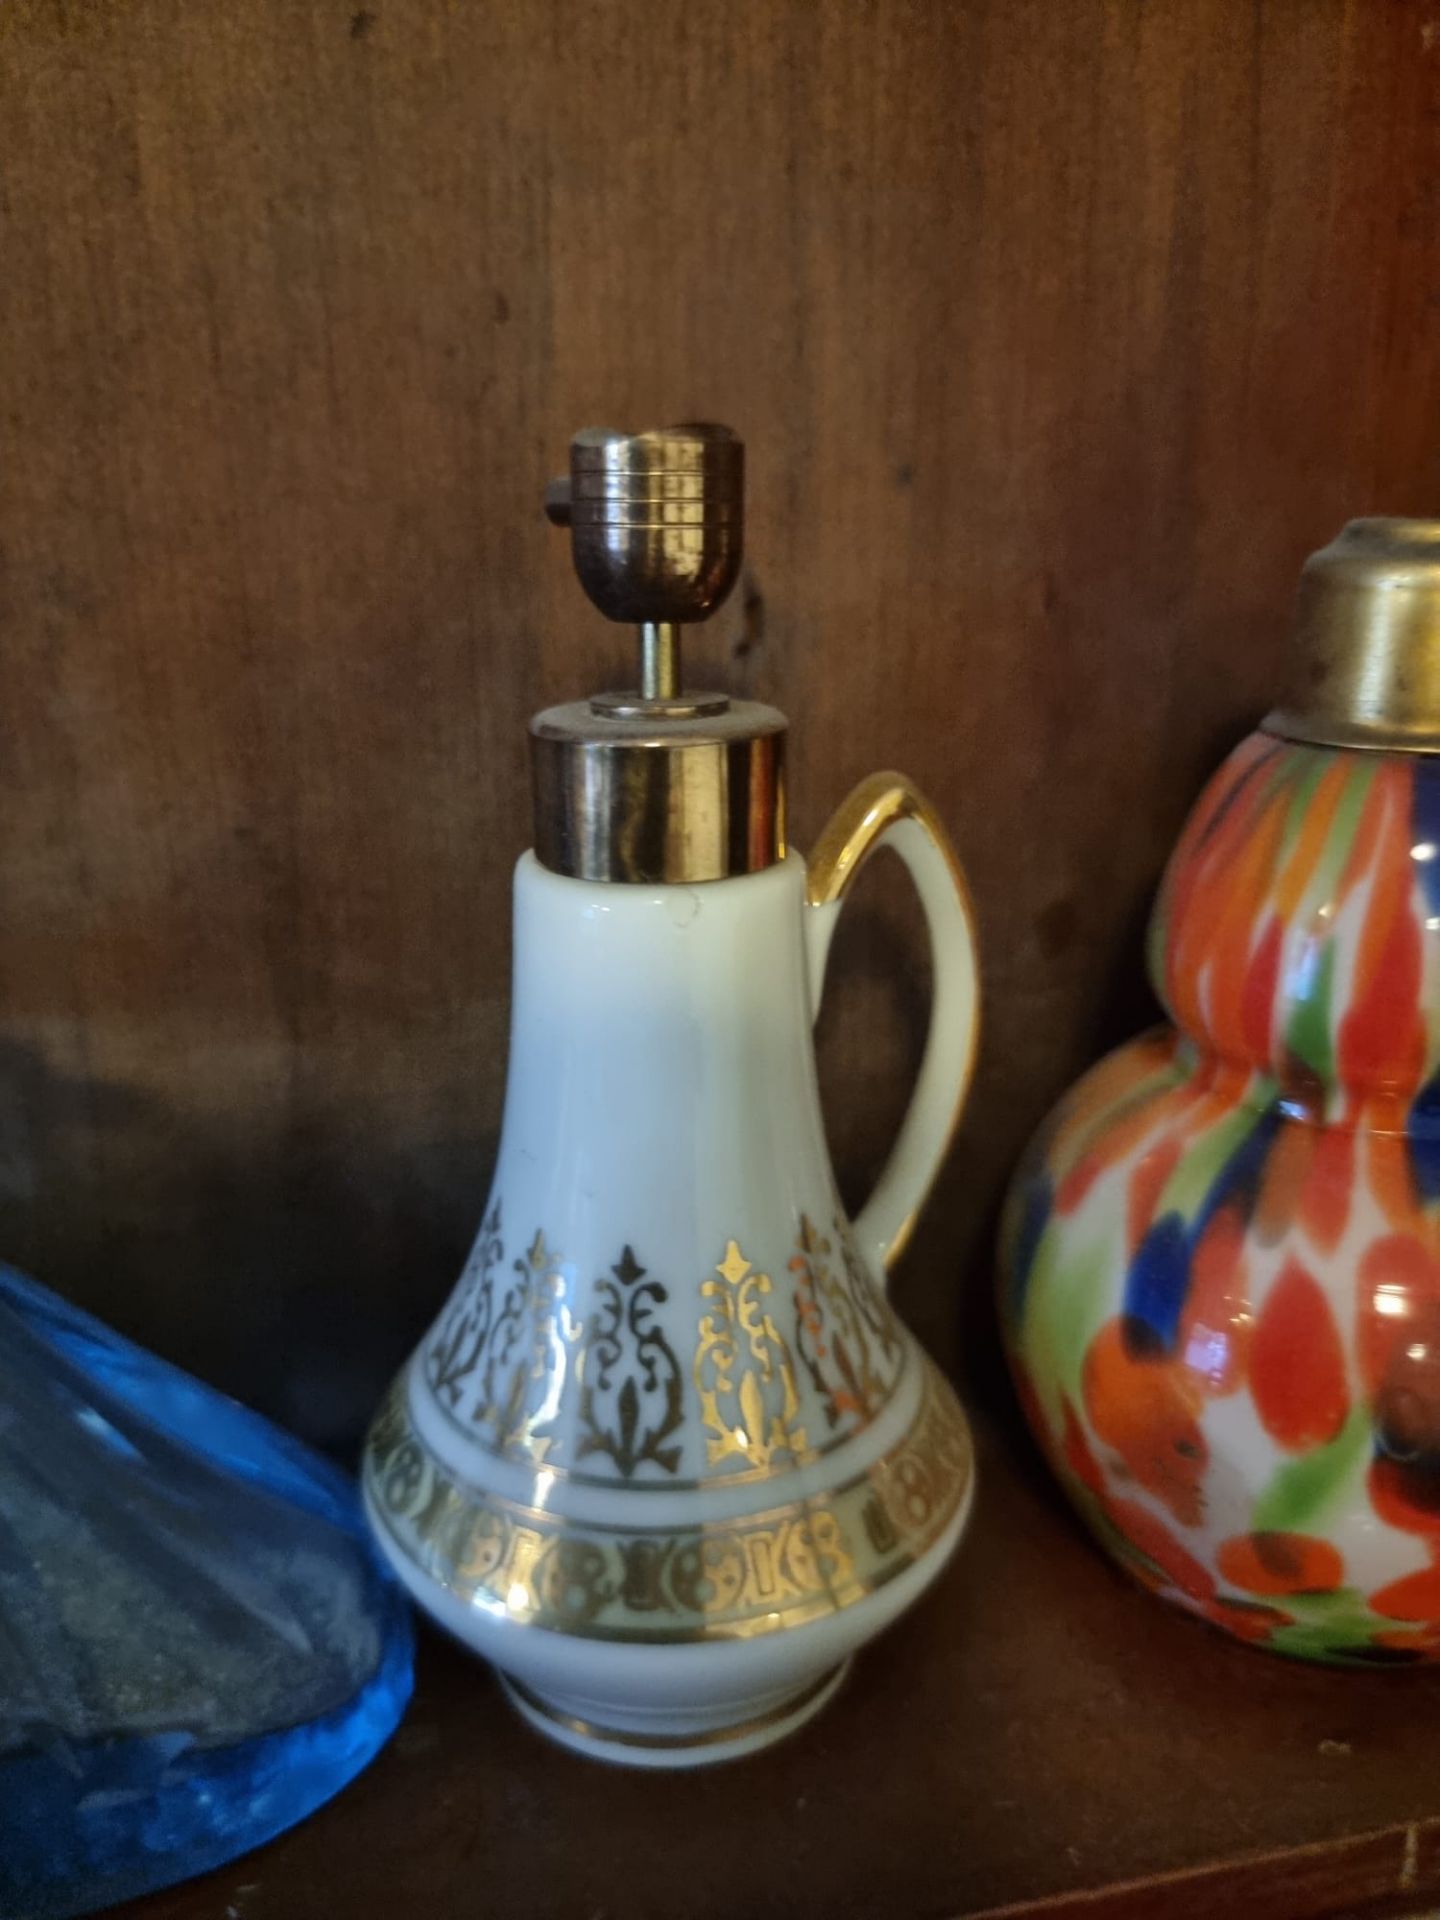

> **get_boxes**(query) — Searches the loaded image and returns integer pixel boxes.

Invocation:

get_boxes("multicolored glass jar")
[1002,519,1440,1666]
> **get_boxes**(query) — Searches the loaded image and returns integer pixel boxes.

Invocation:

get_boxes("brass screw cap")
[1264,519,1440,753]
[549,423,742,623]
[546,423,742,709]
[531,424,787,883]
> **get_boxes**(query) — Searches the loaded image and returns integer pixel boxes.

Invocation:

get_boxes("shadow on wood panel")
[0,1037,482,1455]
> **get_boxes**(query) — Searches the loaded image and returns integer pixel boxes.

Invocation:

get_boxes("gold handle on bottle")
[805,773,982,1274]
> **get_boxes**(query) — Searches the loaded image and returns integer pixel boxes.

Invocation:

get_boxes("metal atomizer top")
[530,424,787,882]
[1264,518,1440,754]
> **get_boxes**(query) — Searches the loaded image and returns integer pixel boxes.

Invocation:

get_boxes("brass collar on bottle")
[530,700,787,883]
[1264,518,1440,754]
[535,422,785,879]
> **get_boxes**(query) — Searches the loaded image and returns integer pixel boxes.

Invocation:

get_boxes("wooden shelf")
[118,1403,1440,1920]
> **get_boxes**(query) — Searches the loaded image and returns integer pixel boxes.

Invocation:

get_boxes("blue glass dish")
[0,1264,413,1918]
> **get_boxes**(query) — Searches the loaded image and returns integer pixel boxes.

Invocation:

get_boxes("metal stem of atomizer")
[530,425,787,883]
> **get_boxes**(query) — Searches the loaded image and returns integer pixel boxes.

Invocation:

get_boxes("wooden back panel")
[1,0,1435,1442]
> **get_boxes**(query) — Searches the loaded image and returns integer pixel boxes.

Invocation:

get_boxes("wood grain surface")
[1,0,1438,1453]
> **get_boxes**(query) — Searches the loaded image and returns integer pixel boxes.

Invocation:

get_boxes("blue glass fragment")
[0,1264,413,1918]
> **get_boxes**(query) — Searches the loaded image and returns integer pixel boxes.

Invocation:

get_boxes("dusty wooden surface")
[116,1409,1440,1920]
[0,0,1438,1457]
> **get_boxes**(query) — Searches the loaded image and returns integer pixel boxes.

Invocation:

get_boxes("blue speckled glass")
[0,1264,413,1918]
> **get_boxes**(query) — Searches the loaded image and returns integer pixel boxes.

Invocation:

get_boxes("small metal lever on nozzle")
[543,476,572,528]
[544,424,744,708]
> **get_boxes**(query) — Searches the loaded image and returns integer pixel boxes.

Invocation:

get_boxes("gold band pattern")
[365,1360,972,1644]
[423,1210,905,1491]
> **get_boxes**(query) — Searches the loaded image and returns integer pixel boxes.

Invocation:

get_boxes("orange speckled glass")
[1002,731,1440,1664]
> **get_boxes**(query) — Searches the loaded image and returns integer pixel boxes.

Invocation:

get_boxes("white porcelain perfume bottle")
[363,425,982,1767]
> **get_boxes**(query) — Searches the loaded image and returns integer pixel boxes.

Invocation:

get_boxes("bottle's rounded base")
[498,1659,851,1770]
